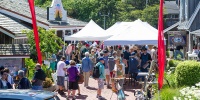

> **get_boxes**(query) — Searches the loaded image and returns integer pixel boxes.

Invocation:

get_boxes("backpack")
[92,64,101,78]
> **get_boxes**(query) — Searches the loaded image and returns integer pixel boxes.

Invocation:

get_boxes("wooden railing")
[0,44,30,55]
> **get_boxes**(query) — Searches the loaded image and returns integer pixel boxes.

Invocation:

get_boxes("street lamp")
[99,12,110,29]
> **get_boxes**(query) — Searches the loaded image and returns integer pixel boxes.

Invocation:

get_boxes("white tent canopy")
[64,20,111,41]
[106,22,136,36]
[104,19,158,46]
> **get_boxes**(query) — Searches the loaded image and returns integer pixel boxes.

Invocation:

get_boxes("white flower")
[174,97,178,100]
[184,98,188,100]
[195,82,200,87]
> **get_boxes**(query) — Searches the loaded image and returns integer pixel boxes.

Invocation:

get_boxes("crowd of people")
[54,41,158,100]
[0,41,158,100]
[0,63,46,90]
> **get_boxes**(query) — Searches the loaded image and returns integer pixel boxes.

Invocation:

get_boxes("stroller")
[110,78,126,100]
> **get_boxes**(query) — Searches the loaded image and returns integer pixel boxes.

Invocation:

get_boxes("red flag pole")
[158,0,165,91]
[28,0,42,64]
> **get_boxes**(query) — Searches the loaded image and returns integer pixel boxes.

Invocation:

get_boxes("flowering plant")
[174,82,200,100]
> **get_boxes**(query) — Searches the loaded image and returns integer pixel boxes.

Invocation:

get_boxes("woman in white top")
[112,57,125,92]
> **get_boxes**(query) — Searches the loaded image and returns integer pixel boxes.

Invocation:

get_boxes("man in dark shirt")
[123,46,130,75]
[174,45,184,59]
[140,48,152,72]
[31,63,46,90]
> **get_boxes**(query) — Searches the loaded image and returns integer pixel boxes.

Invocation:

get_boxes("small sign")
[168,31,187,46]
[47,0,67,21]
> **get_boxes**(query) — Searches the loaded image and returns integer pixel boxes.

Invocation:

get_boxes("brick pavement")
[58,78,142,100]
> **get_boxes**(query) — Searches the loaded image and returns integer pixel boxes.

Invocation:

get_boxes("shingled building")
[0,0,87,68]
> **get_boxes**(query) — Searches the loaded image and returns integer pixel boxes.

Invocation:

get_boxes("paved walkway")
[58,78,141,100]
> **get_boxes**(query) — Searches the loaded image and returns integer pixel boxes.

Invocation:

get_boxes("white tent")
[64,20,111,41]
[106,22,136,36]
[104,19,158,46]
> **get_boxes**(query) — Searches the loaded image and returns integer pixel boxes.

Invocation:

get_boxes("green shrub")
[167,60,181,70]
[165,73,176,88]
[25,58,36,80]
[153,86,181,100]
[175,60,200,87]
[42,65,53,79]
[168,60,181,67]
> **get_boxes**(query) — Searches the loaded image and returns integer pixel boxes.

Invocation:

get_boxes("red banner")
[28,0,42,64]
[158,0,165,90]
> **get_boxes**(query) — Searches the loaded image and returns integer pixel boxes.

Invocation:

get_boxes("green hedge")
[175,60,200,87]
[25,58,35,80]
[165,73,176,88]
[167,59,181,71]
[153,86,181,100]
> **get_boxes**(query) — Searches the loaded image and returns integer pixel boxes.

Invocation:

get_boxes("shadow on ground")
[86,86,97,90]
[75,94,88,99]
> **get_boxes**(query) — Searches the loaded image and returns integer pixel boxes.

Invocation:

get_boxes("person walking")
[81,52,92,87]
[65,44,73,60]
[31,63,46,90]
[151,46,157,62]
[174,45,184,60]
[108,51,117,77]
[56,57,66,95]
[103,50,111,88]
[90,49,96,76]
[123,46,130,84]
[17,70,31,89]
[67,60,79,100]
[129,52,140,85]
[96,58,105,99]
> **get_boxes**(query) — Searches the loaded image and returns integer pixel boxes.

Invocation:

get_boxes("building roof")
[0,44,30,57]
[164,1,179,14]
[185,1,200,32]
[164,21,180,33]
[177,21,188,30]
[178,1,200,32]
[0,13,30,38]
[0,0,87,27]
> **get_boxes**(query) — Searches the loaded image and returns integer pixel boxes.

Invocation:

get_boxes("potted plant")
[43,78,55,91]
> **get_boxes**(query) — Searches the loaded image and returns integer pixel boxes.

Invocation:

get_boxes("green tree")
[35,0,160,28]
[24,27,63,61]
[141,4,159,27]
